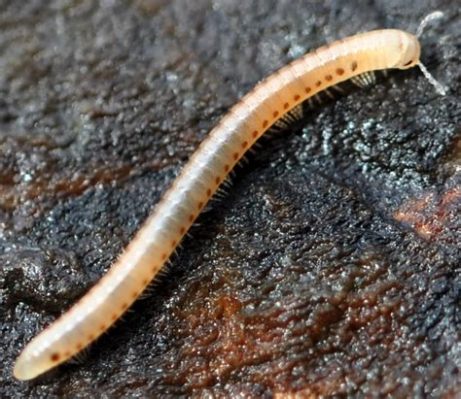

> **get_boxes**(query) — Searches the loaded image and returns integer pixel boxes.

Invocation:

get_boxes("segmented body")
[14,28,421,380]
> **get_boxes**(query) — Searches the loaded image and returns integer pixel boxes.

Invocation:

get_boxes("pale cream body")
[14,29,421,380]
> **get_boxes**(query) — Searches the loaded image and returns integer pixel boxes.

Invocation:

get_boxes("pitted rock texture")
[1,0,460,398]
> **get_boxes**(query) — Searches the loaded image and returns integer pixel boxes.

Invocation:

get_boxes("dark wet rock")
[1,0,460,397]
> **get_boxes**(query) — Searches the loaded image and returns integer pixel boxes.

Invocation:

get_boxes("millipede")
[13,12,447,380]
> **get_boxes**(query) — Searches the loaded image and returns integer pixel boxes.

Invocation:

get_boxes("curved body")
[14,29,420,380]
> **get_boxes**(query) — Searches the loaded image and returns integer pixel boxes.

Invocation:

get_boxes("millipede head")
[395,31,421,70]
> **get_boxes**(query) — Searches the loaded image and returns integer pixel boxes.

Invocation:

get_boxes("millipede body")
[14,28,424,380]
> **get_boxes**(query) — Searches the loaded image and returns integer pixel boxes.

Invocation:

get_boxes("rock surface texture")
[1,0,460,397]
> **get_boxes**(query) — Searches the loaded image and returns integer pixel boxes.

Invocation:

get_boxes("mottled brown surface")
[1,0,460,398]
